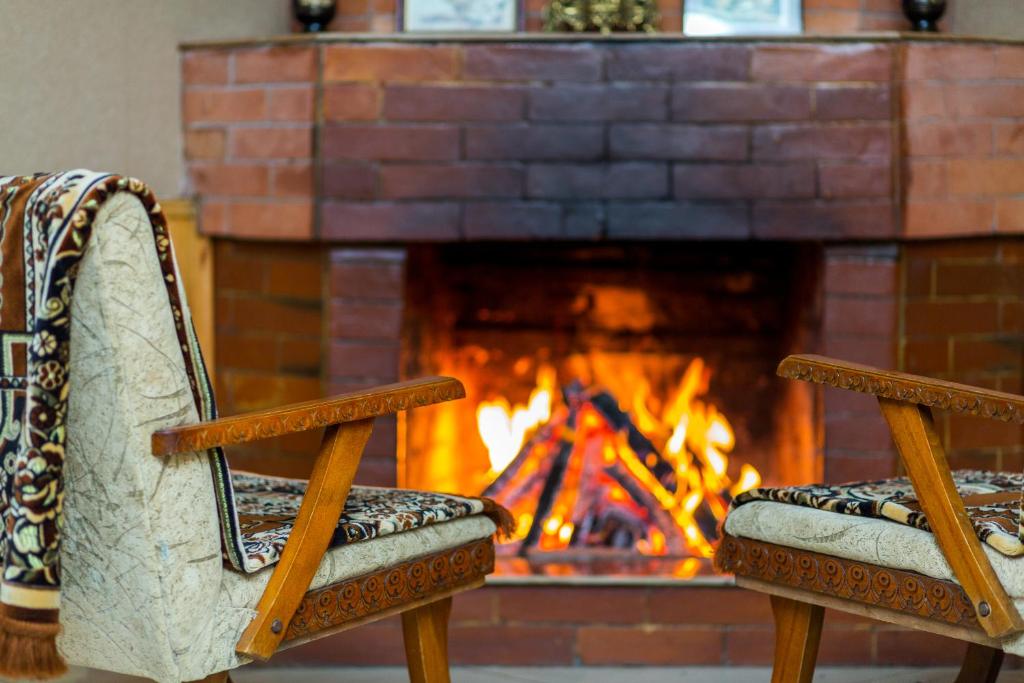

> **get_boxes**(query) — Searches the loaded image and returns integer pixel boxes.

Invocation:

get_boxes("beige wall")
[0,0,289,197]
[950,1,1023,39]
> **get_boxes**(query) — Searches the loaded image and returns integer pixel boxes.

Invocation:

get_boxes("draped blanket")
[0,171,246,677]
[732,469,1024,557]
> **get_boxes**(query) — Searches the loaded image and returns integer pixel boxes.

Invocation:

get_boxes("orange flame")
[476,357,761,558]
[476,366,555,473]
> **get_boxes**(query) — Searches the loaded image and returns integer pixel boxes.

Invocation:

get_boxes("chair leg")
[955,642,1003,683]
[770,594,824,683]
[189,672,231,683]
[402,596,453,683]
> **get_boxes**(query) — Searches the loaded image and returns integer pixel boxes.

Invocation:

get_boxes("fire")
[476,357,761,559]
[476,366,555,473]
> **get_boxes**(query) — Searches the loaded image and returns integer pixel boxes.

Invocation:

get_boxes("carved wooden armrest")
[778,354,1024,423]
[149,376,465,660]
[779,354,1024,638]
[151,376,465,456]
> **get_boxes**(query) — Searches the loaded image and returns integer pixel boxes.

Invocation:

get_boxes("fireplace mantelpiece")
[183,32,1024,243]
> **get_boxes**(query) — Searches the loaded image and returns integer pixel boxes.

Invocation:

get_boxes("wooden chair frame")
[152,376,489,683]
[716,354,1024,683]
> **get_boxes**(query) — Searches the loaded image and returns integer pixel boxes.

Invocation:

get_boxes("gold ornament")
[544,0,659,33]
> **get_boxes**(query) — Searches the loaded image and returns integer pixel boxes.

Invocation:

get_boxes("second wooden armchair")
[717,354,1024,683]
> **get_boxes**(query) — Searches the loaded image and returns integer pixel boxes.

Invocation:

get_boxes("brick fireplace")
[185,34,1024,666]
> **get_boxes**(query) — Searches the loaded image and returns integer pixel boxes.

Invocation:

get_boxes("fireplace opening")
[401,242,823,579]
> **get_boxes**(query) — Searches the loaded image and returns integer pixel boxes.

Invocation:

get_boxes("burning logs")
[480,360,760,559]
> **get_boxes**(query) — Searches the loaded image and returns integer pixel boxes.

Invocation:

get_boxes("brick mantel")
[182,34,1024,244]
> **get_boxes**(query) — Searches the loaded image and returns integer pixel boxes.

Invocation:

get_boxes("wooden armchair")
[1,177,502,683]
[715,354,1024,683]
[155,378,493,683]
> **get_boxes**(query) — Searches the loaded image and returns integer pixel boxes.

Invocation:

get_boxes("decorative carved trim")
[716,534,981,629]
[152,377,465,455]
[778,354,1024,424]
[284,538,494,642]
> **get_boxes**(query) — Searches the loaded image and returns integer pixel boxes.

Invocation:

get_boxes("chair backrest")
[56,192,228,681]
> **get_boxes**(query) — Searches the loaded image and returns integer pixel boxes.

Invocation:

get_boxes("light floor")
[243,670,1024,683]
[51,668,1024,682]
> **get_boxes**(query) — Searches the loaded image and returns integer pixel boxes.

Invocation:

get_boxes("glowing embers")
[478,358,761,559]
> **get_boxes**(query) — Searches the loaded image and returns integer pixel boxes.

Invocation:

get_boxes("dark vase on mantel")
[902,0,946,32]
[293,0,336,32]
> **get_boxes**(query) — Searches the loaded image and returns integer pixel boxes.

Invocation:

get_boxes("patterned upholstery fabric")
[233,473,485,571]
[732,469,1024,556]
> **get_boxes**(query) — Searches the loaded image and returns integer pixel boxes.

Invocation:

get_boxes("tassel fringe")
[0,611,66,680]
[480,497,516,540]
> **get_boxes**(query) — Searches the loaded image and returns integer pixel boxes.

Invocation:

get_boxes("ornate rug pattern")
[0,171,257,676]
[732,469,1024,556]
[0,172,252,588]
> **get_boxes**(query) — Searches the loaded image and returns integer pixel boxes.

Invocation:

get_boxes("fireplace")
[180,33,923,582]
[183,31,1024,667]
[401,242,822,577]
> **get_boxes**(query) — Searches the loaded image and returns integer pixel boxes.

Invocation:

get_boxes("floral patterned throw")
[732,469,1024,556]
[0,171,245,677]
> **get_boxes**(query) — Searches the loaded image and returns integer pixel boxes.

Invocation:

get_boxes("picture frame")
[401,0,522,33]
[683,0,803,36]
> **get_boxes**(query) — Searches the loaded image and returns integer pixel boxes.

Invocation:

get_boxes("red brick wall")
[214,241,326,476]
[819,236,1024,480]
[182,47,316,240]
[898,41,1024,470]
[327,248,406,486]
[260,584,984,668]
[804,0,904,33]
[902,239,1024,471]
[902,42,1024,237]
[822,245,899,482]
[185,38,1024,245]
[323,0,398,32]
[316,41,898,242]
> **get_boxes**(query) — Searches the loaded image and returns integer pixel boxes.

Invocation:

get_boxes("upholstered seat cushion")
[725,469,1024,595]
[725,500,1024,594]
[232,472,489,571]
[733,470,1024,555]
[724,500,1024,656]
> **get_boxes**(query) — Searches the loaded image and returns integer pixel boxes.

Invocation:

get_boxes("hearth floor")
[60,667,1024,682]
